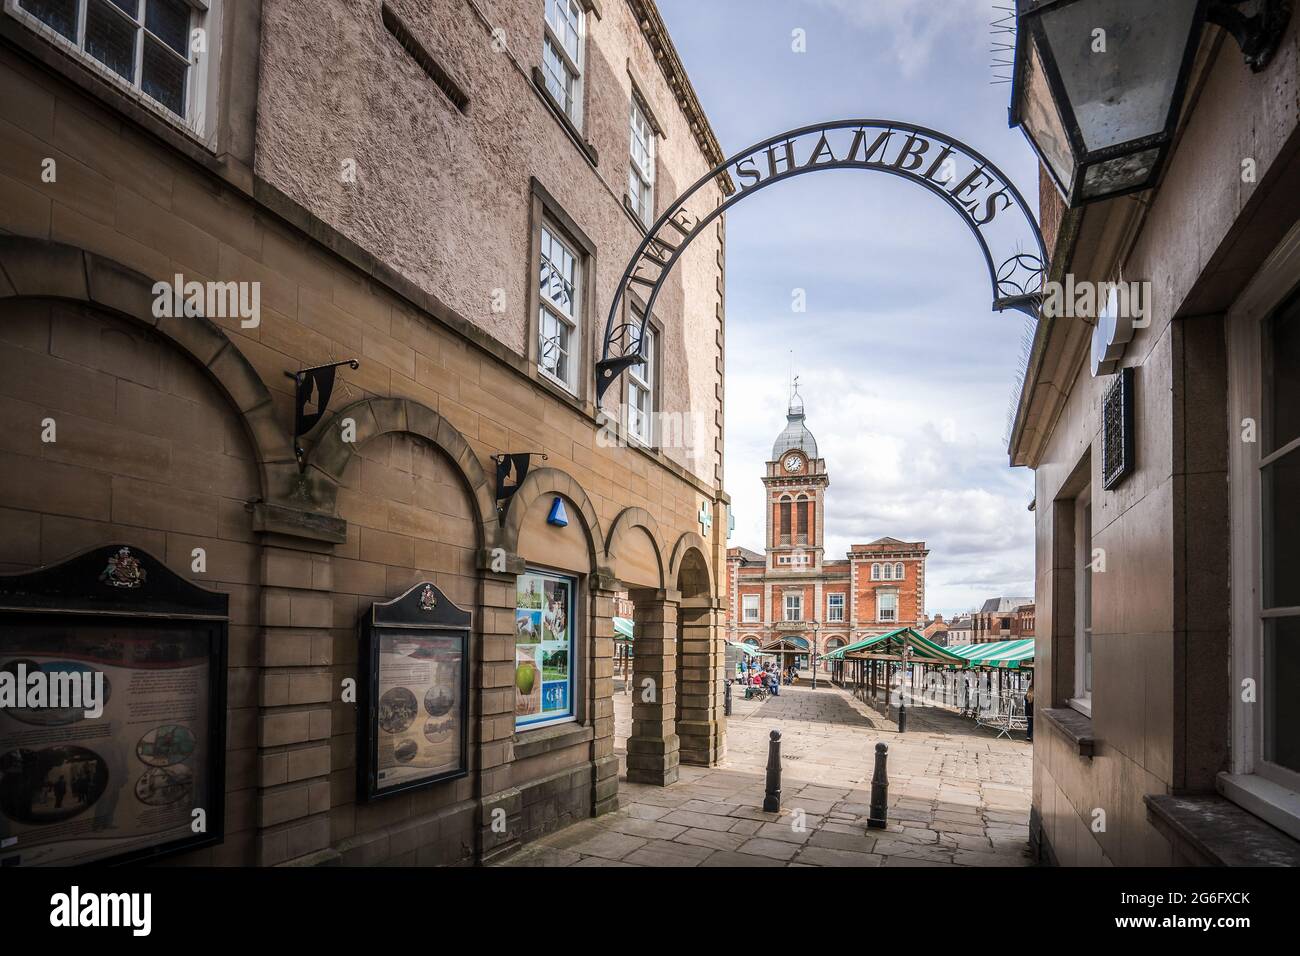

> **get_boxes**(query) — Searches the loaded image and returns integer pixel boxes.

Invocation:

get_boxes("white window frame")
[538,223,581,394]
[894,562,904,579]
[1070,485,1093,717]
[882,563,893,580]
[784,593,802,622]
[827,593,845,622]
[742,594,759,623]
[1223,220,1300,840]
[877,591,897,623]
[871,563,880,580]
[6,0,219,142]
[541,0,584,128]
[628,95,655,226]
[626,318,654,445]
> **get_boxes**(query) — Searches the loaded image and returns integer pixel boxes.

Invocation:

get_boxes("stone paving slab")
[496,677,1034,868]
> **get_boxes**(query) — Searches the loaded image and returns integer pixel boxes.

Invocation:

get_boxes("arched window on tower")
[796,494,809,544]
[779,496,792,544]
[883,564,893,580]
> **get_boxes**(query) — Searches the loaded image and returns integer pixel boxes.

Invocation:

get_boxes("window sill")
[1041,707,1096,757]
[1145,792,1300,866]
[512,722,593,760]
[1217,771,1300,843]
[530,66,599,168]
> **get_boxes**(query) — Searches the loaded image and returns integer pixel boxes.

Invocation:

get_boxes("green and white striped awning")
[947,638,1035,668]
[728,641,767,657]
[613,616,635,640]
[818,627,967,665]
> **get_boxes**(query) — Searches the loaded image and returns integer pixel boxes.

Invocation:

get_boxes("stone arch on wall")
[499,468,605,572]
[604,506,666,590]
[0,237,293,501]
[309,397,496,547]
[668,531,712,598]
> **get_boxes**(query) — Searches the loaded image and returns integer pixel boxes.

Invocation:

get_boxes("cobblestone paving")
[497,676,1035,867]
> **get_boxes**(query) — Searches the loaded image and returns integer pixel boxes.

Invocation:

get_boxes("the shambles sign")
[596,119,1048,401]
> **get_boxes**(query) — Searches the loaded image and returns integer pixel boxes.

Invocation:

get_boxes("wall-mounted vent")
[381,3,469,114]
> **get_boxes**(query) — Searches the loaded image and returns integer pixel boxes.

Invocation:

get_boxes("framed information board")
[0,545,227,867]
[358,582,470,800]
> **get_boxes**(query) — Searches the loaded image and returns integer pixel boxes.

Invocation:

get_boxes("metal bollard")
[867,742,889,829]
[897,693,908,733]
[762,730,782,812]
[724,678,732,716]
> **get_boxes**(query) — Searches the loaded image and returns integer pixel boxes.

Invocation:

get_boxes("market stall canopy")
[818,627,967,665]
[728,641,767,657]
[947,638,1035,669]
[613,616,635,640]
[761,635,810,655]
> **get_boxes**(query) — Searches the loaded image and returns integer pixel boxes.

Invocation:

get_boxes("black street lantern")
[1011,0,1294,207]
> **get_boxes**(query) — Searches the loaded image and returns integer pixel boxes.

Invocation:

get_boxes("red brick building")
[725,392,928,661]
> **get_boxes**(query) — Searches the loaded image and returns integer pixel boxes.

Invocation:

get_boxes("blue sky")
[657,0,1036,617]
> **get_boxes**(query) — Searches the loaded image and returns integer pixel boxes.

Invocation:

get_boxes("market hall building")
[725,391,929,664]
[0,0,730,867]
[1008,5,1300,865]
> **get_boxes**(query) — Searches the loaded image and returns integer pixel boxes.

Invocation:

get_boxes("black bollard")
[867,742,889,829]
[897,693,908,733]
[762,730,782,812]
[724,678,732,716]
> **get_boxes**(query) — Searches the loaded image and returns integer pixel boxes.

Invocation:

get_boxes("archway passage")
[596,119,1048,401]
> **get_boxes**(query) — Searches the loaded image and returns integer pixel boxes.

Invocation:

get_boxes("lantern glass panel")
[1039,0,1200,152]
[1021,37,1075,189]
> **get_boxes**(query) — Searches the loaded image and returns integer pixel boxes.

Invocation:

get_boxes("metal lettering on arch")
[595,119,1048,402]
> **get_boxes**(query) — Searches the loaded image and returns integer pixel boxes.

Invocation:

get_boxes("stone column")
[589,569,621,815]
[254,536,337,866]
[677,597,726,766]
[626,588,680,786]
[473,549,523,864]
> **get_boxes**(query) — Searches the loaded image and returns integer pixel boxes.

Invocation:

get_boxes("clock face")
[784,455,803,473]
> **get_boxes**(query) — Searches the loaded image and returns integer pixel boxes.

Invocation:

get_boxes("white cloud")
[808,0,992,78]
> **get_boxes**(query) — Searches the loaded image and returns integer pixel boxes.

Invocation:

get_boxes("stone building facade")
[1010,15,1300,865]
[0,0,729,866]
[725,394,928,660]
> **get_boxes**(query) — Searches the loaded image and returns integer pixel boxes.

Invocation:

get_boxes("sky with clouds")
[656,0,1036,617]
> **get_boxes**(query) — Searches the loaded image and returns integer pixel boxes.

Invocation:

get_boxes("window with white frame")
[827,593,845,622]
[1223,228,1300,839]
[538,224,580,393]
[628,96,655,226]
[742,594,759,622]
[542,0,583,126]
[784,593,802,621]
[626,318,654,444]
[871,563,880,580]
[1072,486,1093,716]
[894,562,904,579]
[9,0,213,133]
[882,563,893,580]
[877,591,897,622]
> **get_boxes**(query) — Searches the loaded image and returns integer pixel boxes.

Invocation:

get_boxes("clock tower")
[763,385,828,572]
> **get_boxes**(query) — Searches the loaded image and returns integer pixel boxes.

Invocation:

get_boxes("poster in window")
[359,582,469,800]
[516,570,574,729]
[0,545,226,867]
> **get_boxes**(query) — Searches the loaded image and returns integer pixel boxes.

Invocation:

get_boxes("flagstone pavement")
[496,676,1035,867]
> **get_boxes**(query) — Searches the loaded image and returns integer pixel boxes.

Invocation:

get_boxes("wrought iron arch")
[596,119,1047,402]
